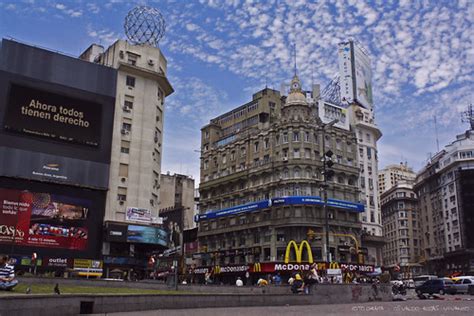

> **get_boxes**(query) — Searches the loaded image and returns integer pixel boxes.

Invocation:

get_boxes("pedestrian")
[273,273,282,285]
[236,277,243,287]
[205,271,212,284]
[257,278,268,287]
[291,273,304,294]
[0,255,18,291]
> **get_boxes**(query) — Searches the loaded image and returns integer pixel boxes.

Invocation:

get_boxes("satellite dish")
[124,6,166,47]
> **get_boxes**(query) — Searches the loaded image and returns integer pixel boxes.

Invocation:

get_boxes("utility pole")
[320,119,338,263]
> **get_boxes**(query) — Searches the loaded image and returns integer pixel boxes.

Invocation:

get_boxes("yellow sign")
[214,265,221,274]
[284,240,313,264]
[329,262,340,269]
[253,262,261,272]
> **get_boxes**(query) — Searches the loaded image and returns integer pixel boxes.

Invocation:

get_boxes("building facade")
[0,38,116,274]
[80,40,173,277]
[381,180,422,278]
[378,163,416,196]
[196,75,366,280]
[159,173,195,230]
[414,128,474,276]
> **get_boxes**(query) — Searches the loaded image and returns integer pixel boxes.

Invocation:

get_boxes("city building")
[378,163,416,196]
[381,180,422,278]
[0,38,116,274]
[414,126,474,276]
[196,74,368,282]
[338,40,384,265]
[159,173,195,230]
[80,40,173,277]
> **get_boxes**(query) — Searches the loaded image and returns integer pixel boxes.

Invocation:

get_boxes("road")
[99,298,474,316]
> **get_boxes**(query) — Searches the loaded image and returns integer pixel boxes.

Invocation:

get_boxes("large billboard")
[0,188,90,250]
[338,40,373,109]
[4,84,102,146]
[161,208,183,250]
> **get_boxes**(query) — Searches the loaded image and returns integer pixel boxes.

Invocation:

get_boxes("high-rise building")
[338,40,384,265]
[380,180,422,278]
[80,40,173,277]
[378,163,416,196]
[414,127,474,275]
[80,41,173,223]
[196,75,368,281]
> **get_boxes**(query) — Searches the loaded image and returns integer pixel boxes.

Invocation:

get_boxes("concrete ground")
[97,299,474,316]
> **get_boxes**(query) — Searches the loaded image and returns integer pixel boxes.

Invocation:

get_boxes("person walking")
[0,255,18,291]
[236,277,243,287]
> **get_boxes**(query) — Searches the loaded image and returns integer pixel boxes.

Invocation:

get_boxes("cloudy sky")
[1,0,472,184]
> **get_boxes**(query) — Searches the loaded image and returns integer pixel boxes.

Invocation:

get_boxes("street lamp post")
[319,119,338,264]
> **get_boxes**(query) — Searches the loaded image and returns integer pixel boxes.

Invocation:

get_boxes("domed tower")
[282,74,311,122]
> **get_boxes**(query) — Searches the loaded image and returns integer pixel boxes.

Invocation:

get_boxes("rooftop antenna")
[461,104,474,130]
[434,115,440,152]
[293,43,297,76]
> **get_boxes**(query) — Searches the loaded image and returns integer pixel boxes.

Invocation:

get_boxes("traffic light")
[324,150,335,180]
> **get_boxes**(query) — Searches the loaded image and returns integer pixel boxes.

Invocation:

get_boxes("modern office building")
[381,180,422,278]
[196,74,368,280]
[80,40,173,276]
[0,38,116,274]
[378,163,416,196]
[414,127,474,275]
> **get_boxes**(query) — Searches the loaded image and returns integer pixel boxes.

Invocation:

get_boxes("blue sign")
[127,225,167,246]
[195,196,364,222]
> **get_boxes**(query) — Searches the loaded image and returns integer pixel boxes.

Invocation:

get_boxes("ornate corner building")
[196,75,367,269]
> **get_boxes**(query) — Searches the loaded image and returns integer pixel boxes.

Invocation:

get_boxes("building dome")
[286,74,308,106]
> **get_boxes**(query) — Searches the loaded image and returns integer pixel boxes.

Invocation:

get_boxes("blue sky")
[1,0,473,184]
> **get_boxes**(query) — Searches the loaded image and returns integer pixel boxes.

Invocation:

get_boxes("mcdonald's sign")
[214,265,221,274]
[284,240,313,264]
[329,262,340,269]
[253,262,262,273]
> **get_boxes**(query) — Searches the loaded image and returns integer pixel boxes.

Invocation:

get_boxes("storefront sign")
[43,257,70,268]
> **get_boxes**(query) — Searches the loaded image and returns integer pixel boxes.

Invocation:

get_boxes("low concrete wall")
[0,284,391,316]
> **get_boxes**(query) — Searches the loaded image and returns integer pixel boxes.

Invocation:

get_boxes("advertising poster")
[4,84,102,147]
[353,43,373,109]
[0,188,90,250]
[126,225,167,246]
[126,207,152,223]
[161,208,183,250]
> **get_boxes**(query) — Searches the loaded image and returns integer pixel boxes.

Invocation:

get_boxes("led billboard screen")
[4,84,102,146]
[126,225,167,246]
[0,188,90,250]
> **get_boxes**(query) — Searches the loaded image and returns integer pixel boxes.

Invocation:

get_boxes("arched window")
[294,168,301,178]
[283,169,289,179]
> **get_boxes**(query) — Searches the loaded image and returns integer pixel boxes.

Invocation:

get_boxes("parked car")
[415,278,456,296]
[413,275,438,288]
[451,276,474,294]
[403,279,415,289]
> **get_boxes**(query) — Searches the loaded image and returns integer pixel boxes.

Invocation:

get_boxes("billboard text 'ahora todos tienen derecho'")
[4,84,102,147]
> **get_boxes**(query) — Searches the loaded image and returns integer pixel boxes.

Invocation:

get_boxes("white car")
[452,276,474,294]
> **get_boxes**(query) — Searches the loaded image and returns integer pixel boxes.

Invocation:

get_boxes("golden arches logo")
[253,263,261,272]
[329,262,340,269]
[214,265,221,274]
[284,240,313,264]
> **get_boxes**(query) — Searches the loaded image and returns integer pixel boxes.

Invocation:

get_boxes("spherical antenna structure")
[124,6,166,46]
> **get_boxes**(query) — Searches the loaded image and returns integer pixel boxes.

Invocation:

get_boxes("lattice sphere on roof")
[124,6,166,46]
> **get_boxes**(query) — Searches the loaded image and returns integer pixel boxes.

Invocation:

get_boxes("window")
[121,140,130,154]
[126,75,135,87]
[230,151,235,161]
[127,53,138,65]
[241,147,246,157]
[367,147,372,159]
[203,160,209,170]
[359,148,364,158]
[347,142,352,152]
[254,142,259,152]
[294,149,300,159]
[124,95,134,110]
[222,154,227,164]
[305,148,311,159]
[119,163,129,177]
[122,122,132,132]
[336,139,342,150]
[283,133,288,143]
[264,138,269,149]
[304,132,310,142]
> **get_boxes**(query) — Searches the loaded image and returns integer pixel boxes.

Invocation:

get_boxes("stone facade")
[197,76,365,267]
